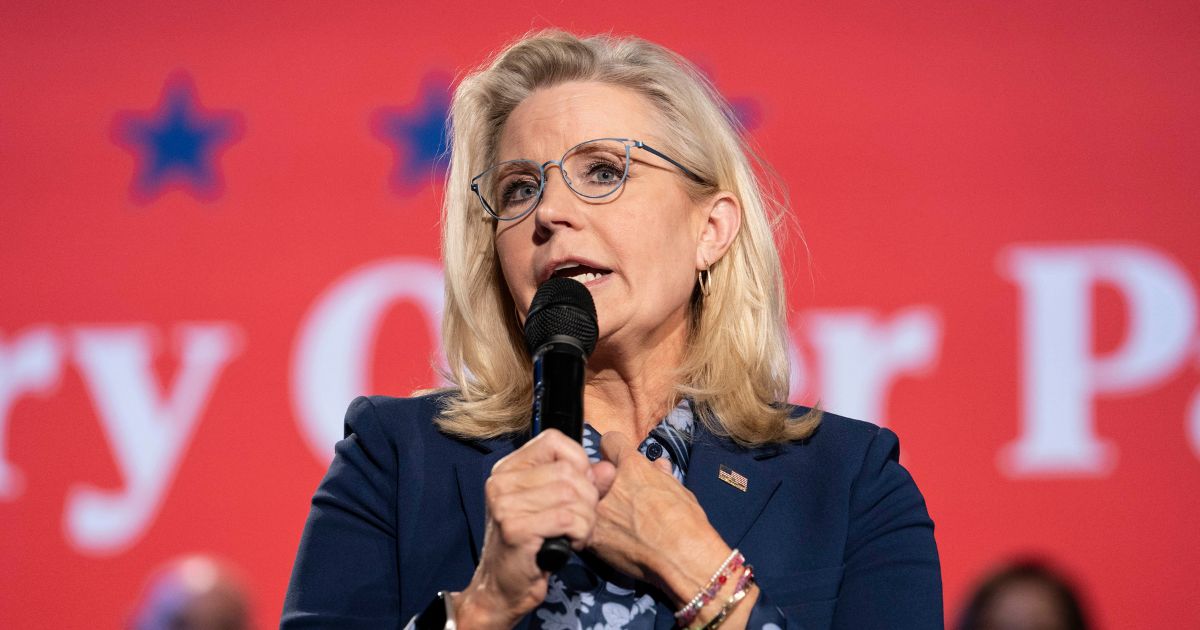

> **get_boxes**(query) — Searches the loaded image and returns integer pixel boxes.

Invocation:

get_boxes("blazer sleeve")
[282,396,404,629]
[833,425,943,629]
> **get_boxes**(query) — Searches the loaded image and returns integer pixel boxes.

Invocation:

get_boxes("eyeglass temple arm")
[634,141,707,184]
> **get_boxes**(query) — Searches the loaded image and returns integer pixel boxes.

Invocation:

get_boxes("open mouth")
[550,263,612,285]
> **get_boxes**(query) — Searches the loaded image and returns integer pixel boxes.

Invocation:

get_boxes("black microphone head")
[524,277,598,357]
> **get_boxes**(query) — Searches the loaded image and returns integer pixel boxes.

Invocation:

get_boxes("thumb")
[591,460,617,496]
[599,431,634,466]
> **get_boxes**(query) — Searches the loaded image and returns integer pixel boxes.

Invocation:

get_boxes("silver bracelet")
[675,548,742,623]
[408,590,457,630]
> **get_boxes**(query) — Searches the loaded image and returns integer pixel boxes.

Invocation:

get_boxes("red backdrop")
[3,2,1198,628]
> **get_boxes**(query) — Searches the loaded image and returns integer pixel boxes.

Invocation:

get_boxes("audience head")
[957,558,1090,630]
[129,554,250,630]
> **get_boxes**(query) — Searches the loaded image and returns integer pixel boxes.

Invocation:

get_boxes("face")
[978,579,1072,630]
[492,81,707,354]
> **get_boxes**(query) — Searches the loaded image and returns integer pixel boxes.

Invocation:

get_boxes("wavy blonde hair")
[431,30,819,446]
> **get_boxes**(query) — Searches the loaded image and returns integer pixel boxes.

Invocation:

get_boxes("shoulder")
[782,406,901,472]
[338,391,490,463]
[343,392,445,433]
[774,406,927,528]
[339,392,441,443]
[786,406,934,535]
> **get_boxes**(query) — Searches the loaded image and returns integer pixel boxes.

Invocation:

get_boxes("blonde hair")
[432,30,819,446]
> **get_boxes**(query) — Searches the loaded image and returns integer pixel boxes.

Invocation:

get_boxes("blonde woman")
[283,31,941,630]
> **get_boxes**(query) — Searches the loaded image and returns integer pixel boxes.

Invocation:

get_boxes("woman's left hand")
[588,432,732,605]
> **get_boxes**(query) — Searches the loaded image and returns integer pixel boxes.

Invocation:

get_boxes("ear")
[694,192,742,270]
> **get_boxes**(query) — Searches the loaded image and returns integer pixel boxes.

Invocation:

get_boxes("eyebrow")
[493,161,539,177]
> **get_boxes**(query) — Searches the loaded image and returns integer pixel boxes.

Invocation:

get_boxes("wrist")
[453,584,519,630]
[654,530,733,607]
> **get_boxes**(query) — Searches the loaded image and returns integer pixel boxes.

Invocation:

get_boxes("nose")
[532,161,583,238]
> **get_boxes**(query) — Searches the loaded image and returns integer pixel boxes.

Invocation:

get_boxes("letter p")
[998,244,1196,476]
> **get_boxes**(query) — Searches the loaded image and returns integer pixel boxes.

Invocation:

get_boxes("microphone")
[523,277,598,572]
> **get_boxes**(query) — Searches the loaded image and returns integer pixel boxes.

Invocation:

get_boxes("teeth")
[549,261,607,284]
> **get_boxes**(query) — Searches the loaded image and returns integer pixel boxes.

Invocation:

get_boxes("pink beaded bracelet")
[674,549,746,626]
[697,566,755,630]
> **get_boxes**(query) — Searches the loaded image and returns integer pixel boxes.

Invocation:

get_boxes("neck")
[583,315,689,441]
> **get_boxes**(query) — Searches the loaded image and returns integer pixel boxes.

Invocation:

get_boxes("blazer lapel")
[652,425,787,629]
[454,436,519,563]
[684,423,787,549]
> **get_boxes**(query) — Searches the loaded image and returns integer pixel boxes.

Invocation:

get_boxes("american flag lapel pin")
[718,464,748,492]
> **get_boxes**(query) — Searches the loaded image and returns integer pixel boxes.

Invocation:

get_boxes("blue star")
[371,73,450,194]
[111,71,243,204]
[693,61,764,131]
[730,97,764,132]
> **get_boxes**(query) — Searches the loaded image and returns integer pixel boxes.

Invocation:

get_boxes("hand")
[457,430,599,630]
[588,432,732,604]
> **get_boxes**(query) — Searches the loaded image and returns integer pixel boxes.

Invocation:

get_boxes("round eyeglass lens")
[478,159,543,219]
[561,139,630,199]
[477,140,632,219]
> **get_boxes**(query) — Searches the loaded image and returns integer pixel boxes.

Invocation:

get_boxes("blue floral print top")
[531,400,695,630]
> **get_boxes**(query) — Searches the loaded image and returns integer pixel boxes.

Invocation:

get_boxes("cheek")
[494,233,534,310]
[619,215,697,298]
[647,202,697,261]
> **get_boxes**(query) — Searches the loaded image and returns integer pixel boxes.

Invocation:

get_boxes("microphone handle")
[536,536,572,572]
[531,342,585,572]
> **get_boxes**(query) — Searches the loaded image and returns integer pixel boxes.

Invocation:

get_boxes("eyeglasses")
[470,137,704,221]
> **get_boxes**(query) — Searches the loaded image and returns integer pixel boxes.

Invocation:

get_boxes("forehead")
[497,81,661,162]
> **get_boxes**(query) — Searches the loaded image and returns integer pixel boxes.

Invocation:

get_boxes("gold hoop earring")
[697,265,712,297]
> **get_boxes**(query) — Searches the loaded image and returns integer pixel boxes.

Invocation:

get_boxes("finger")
[488,458,598,499]
[496,507,596,551]
[494,429,590,474]
[491,484,597,529]
[591,460,617,497]
[488,466,599,514]
[599,431,635,466]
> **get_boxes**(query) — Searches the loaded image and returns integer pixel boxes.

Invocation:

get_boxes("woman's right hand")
[454,429,599,630]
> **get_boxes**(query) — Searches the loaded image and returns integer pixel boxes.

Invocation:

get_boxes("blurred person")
[283,30,942,629]
[129,554,250,630]
[957,559,1090,630]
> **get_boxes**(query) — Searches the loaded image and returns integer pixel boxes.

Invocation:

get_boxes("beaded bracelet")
[696,565,756,630]
[675,551,743,625]
[674,549,745,626]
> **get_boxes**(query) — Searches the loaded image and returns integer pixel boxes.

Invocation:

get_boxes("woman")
[283,31,941,629]
[957,560,1090,630]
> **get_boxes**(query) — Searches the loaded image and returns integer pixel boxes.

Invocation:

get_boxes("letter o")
[291,258,444,462]
[1189,381,1200,463]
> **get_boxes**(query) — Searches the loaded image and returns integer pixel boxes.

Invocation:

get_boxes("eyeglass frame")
[470,137,706,221]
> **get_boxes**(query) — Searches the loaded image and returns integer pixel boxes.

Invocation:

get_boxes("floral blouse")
[530,400,696,630]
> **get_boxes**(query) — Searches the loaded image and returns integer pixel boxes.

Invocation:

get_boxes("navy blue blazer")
[282,394,942,629]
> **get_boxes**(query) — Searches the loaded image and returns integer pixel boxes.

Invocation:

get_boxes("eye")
[500,177,540,207]
[581,158,626,186]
